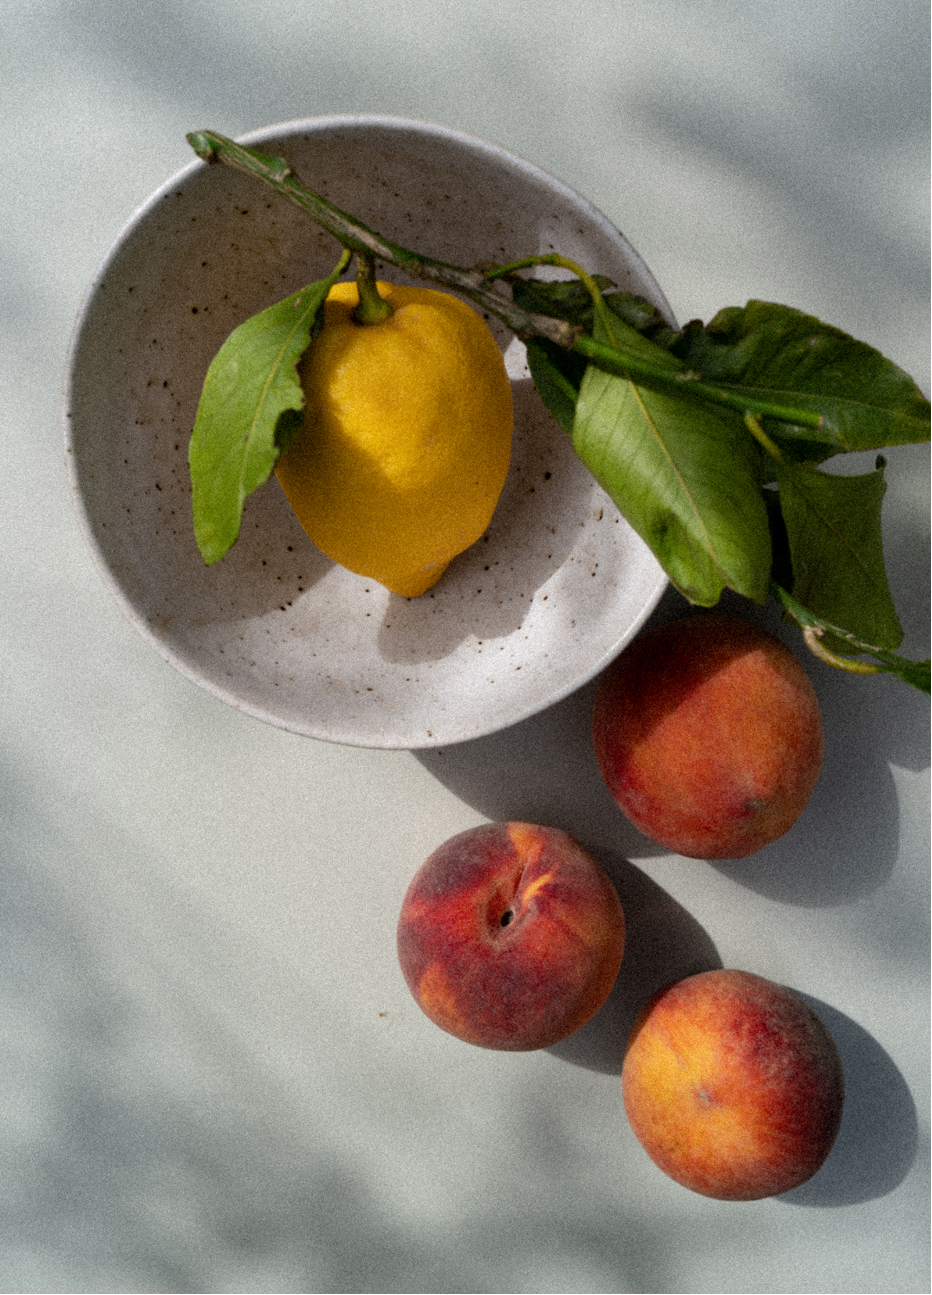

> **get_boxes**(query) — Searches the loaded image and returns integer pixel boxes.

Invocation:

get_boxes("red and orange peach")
[622,969,845,1200]
[397,822,625,1050]
[593,614,824,859]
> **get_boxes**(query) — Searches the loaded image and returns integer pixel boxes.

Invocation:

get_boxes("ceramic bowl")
[65,116,671,748]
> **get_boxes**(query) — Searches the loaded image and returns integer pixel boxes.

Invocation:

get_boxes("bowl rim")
[63,114,670,748]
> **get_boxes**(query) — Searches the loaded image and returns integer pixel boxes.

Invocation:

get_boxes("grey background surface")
[2,2,929,1292]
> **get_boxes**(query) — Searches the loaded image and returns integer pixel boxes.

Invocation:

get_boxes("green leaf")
[602,292,680,350]
[669,302,931,458]
[525,340,582,433]
[772,582,929,693]
[572,318,772,605]
[188,253,349,564]
[885,657,932,693]
[774,457,903,650]
[511,278,679,348]
[595,309,685,373]
[511,274,614,326]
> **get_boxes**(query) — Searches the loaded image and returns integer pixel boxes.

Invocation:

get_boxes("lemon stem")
[353,253,393,325]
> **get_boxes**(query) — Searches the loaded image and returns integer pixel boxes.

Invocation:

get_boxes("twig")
[186,131,578,347]
[187,130,826,436]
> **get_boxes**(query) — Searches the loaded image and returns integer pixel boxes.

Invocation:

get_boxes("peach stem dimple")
[487,859,527,934]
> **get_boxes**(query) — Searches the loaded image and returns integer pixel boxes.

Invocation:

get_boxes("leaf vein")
[626,378,720,568]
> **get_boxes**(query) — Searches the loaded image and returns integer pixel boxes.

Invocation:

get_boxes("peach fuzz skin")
[397,822,626,1051]
[593,614,824,859]
[622,970,845,1201]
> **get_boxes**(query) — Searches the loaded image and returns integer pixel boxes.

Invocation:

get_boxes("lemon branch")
[188,131,828,436]
[184,131,929,693]
[488,256,824,430]
[187,131,577,348]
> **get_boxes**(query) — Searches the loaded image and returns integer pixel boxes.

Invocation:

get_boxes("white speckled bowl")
[65,116,670,748]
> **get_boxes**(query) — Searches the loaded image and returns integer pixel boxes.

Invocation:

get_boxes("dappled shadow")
[0,756,683,1294]
[628,15,930,345]
[0,764,426,1293]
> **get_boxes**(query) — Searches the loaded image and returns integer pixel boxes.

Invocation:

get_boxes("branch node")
[801,625,883,675]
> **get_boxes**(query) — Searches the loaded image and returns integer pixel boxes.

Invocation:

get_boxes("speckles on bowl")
[65,115,670,748]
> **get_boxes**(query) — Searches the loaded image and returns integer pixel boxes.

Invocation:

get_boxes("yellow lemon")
[275,280,513,597]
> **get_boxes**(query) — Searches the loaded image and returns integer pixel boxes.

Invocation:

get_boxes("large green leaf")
[521,295,682,436]
[517,282,929,462]
[573,335,772,605]
[669,301,931,457]
[525,340,582,434]
[189,257,347,564]
[774,457,903,649]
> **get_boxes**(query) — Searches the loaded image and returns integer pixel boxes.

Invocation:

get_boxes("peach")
[592,614,824,859]
[397,822,625,1050]
[622,969,845,1200]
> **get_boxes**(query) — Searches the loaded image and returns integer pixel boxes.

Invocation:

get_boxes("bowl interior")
[66,116,669,748]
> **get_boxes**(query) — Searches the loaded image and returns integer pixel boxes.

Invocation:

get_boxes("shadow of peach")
[691,590,915,907]
[706,743,900,907]
[547,853,723,1075]
[415,679,665,860]
[778,994,918,1207]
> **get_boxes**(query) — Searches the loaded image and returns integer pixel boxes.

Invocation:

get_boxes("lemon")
[275,280,513,597]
